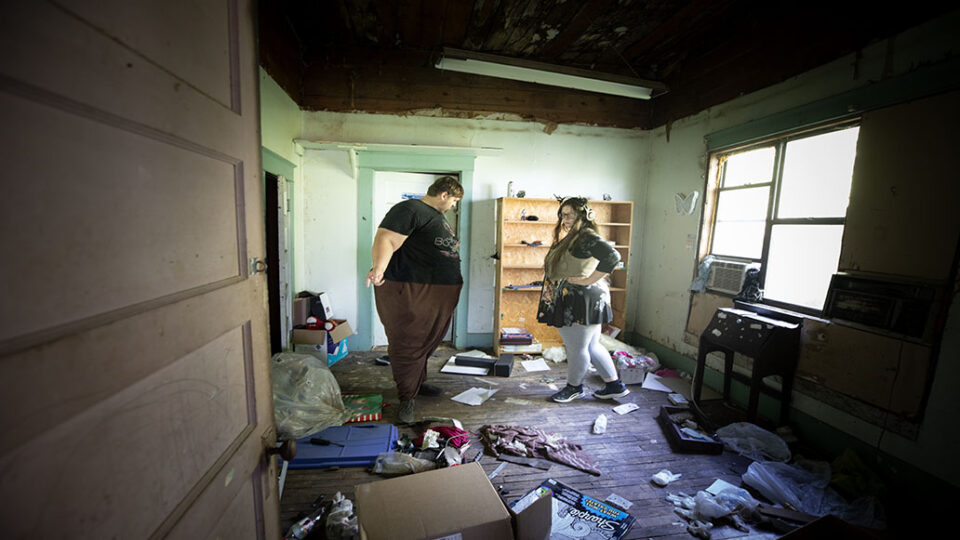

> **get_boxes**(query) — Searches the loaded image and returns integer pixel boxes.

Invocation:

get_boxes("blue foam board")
[287,423,398,469]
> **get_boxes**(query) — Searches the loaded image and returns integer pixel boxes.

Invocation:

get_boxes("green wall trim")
[706,55,960,151]
[262,146,296,180]
[354,151,477,351]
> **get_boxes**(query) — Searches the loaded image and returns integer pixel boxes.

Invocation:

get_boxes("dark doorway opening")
[264,171,282,355]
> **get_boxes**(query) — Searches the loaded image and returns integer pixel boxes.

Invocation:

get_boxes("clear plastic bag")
[325,492,358,540]
[742,460,886,529]
[271,352,352,440]
[371,452,437,475]
[716,422,791,462]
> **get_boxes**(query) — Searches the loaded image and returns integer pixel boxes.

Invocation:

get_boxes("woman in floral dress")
[538,197,629,403]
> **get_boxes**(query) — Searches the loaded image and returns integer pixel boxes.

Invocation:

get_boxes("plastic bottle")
[285,506,325,540]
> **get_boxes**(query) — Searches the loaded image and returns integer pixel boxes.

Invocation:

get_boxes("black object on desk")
[693,302,802,424]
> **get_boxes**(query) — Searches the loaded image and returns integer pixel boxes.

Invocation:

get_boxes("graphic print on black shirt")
[379,199,463,285]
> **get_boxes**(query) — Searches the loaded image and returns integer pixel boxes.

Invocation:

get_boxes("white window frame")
[702,120,860,314]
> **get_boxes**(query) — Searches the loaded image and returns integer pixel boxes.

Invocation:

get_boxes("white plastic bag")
[371,452,437,475]
[542,346,566,362]
[716,422,791,462]
[325,492,358,540]
[651,469,681,487]
[271,352,352,440]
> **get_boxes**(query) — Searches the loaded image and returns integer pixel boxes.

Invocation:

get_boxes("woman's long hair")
[545,197,598,277]
[551,197,597,246]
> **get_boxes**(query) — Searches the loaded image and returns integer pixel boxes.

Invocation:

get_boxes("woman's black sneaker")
[594,380,630,399]
[551,384,585,403]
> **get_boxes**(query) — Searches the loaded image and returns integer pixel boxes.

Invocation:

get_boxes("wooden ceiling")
[259,1,952,130]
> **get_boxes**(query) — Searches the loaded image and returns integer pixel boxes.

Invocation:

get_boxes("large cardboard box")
[355,462,551,540]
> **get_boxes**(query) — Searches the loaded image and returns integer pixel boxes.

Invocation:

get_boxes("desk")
[693,306,801,424]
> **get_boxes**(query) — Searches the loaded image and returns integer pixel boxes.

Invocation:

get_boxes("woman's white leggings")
[558,323,618,386]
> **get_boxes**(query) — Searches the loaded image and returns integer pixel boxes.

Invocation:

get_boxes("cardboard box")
[292,319,354,365]
[310,292,334,320]
[292,319,353,346]
[292,297,310,327]
[294,337,349,366]
[355,462,551,540]
[510,478,635,539]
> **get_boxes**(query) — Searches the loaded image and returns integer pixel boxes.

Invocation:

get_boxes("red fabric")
[414,426,470,448]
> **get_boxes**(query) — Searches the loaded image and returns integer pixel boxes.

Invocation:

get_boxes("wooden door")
[0,1,278,538]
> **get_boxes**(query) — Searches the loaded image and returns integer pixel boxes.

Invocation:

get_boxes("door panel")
[0,0,276,537]
[0,90,244,343]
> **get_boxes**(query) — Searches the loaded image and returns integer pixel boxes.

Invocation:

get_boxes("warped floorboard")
[278,347,779,539]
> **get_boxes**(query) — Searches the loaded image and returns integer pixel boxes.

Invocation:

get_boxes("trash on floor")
[651,469,682,487]
[593,413,608,434]
[716,422,791,462]
[656,406,723,454]
[371,451,437,475]
[343,394,382,423]
[271,352,352,439]
[511,478,636,539]
[520,357,551,372]
[440,355,491,375]
[741,459,886,529]
[542,346,566,362]
[326,491,359,539]
[605,493,633,510]
[497,454,553,471]
[667,488,760,537]
[478,424,602,476]
[614,350,659,384]
[451,387,498,406]
[504,397,532,406]
[612,402,640,415]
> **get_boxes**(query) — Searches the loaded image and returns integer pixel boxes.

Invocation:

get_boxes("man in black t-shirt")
[365,176,464,424]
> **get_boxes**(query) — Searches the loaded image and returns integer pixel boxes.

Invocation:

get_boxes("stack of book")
[500,327,542,353]
[500,327,533,345]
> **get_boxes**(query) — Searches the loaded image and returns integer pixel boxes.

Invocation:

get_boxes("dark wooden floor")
[279,347,780,539]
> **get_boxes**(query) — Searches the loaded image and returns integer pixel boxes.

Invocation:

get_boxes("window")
[705,123,860,311]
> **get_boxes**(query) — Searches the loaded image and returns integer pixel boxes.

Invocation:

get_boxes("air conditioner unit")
[706,260,749,295]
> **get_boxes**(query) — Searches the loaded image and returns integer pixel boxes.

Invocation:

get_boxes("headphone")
[557,196,596,222]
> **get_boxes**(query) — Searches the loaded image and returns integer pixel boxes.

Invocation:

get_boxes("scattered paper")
[441,356,490,376]
[706,478,739,495]
[459,349,495,358]
[605,493,633,510]
[613,403,640,415]
[547,383,559,391]
[641,372,674,392]
[451,387,499,406]
[504,397,532,406]
[474,376,500,386]
[521,358,551,372]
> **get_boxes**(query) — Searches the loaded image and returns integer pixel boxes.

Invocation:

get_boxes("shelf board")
[502,287,541,292]
[610,287,626,292]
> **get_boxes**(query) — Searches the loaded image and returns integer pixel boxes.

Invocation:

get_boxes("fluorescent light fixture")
[435,47,666,100]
